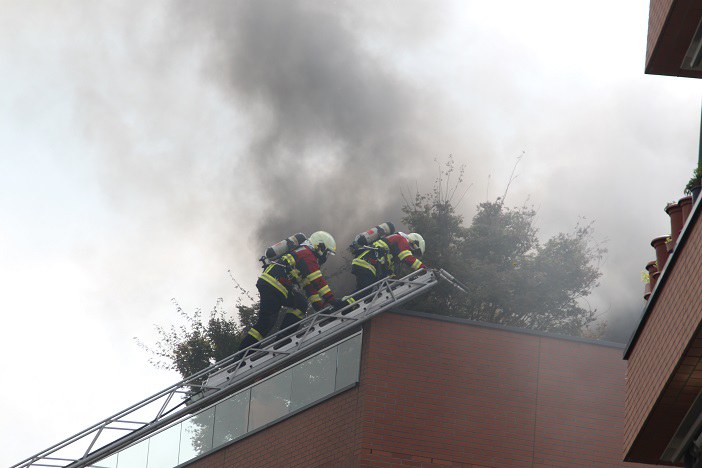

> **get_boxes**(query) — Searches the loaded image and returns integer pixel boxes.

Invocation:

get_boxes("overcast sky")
[2,1,702,465]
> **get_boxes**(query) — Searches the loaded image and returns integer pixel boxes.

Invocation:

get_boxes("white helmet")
[407,233,425,256]
[308,231,337,259]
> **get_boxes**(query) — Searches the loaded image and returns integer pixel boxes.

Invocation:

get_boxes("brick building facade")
[645,0,702,77]
[624,195,702,464]
[623,0,702,465]
[189,311,652,467]
[191,3,702,464]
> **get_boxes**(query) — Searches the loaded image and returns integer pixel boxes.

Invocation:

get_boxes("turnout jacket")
[352,233,425,278]
[258,244,335,311]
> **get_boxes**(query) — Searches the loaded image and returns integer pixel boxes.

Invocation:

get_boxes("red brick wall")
[624,207,702,460]
[192,312,650,467]
[357,313,649,468]
[358,314,539,467]
[647,0,674,65]
[534,338,627,465]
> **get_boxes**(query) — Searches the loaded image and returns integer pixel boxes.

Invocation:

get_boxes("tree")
[402,160,606,336]
[142,160,607,380]
[137,276,259,380]
[133,278,262,454]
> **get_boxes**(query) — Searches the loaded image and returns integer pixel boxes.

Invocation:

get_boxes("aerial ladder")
[11,268,466,468]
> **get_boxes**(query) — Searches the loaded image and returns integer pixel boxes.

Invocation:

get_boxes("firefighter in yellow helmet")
[351,231,426,292]
[238,231,347,351]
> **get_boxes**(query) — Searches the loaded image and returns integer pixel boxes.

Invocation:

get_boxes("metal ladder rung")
[12,269,439,468]
[204,268,437,390]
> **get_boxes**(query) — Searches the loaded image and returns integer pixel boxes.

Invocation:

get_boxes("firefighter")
[238,231,347,351]
[351,232,426,292]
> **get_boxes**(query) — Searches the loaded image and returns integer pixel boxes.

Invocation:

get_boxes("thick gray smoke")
[174,1,432,255]
[58,0,655,338]
[164,1,654,332]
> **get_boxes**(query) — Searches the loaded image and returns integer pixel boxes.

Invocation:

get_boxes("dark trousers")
[351,266,381,301]
[238,282,307,351]
[354,268,377,290]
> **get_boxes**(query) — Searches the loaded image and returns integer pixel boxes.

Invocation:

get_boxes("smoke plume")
[173,1,436,255]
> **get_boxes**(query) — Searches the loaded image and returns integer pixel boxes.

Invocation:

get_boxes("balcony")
[624,193,702,464]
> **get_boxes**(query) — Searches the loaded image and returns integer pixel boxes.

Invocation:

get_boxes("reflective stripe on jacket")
[351,249,377,275]
[373,233,424,276]
[257,245,335,311]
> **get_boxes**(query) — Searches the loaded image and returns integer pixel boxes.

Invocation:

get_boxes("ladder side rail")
[292,310,360,350]
[211,269,438,387]
[217,311,360,383]
[65,332,332,467]
[12,377,202,468]
[69,293,399,468]
[89,270,441,466]
[210,309,333,380]
[203,308,357,389]
[65,275,421,467]
[43,271,439,468]
[206,267,433,383]
[14,363,245,467]
[18,269,440,468]
[66,393,232,468]
[32,460,74,468]
[13,328,286,467]
[437,268,469,293]
[254,269,433,355]
[206,278,390,386]
[239,270,434,367]
[288,272,437,353]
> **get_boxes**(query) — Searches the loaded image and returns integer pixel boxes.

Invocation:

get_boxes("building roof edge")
[389,308,625,349]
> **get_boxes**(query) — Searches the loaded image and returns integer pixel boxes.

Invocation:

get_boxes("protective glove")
[291,290,308,311]
[329,299,347,311]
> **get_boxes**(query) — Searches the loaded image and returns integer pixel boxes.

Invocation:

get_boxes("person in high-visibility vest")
[238,231,347,351]
[351,232,426,292]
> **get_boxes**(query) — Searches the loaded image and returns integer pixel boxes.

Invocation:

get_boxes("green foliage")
[142,158,609,381]
[137,277,259,380]
[685,164,702,195]
[402,160,607,337]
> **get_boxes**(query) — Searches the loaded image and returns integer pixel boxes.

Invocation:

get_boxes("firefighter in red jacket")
[351,232,426,291]
[238,231,346,351]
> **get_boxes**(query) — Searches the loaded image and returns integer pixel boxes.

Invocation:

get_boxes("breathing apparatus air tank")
[353,222,395,247]
[261,233,307,265]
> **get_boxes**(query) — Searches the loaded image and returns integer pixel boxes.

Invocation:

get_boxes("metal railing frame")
[13,268,440,468]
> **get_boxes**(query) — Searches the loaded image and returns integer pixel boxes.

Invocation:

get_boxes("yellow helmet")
[308,231,337,258]
[407,233,425,256]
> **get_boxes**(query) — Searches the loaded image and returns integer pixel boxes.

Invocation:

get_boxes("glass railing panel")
[145,423,181,468]
[93,453,118,468]
[335,333,362,390]
[178,406,214,464]
[248,368,292,431]
[115,439,148,467]
[100,332,362,466]
[213,388,251,448]
[290,347,337,412]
